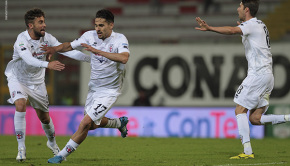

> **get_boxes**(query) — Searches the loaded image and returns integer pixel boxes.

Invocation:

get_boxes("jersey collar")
[24,30,33,41]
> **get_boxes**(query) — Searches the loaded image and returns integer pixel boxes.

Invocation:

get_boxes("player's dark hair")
[24,8,45,28]
[242,0,259,17]
[95,9,114,23]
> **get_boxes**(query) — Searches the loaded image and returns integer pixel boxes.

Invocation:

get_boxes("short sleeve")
[71,32,89,50]
[238,22,251,36]
[117,35,130,54]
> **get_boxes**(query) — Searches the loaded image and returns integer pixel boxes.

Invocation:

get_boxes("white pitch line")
[214,162,286,166]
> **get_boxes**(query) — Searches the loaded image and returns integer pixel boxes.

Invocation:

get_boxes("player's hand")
[47,61,65,71]
[237,21,241,25]
[41,45,56,61]
[195,17,210,31]
[81,43,100,55]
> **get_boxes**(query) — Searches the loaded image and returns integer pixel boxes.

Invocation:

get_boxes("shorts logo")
[12,91,22,98]
[12,91,16,98]
[235,85,243,98]
[66,145,75,153]
[16,131,24,139]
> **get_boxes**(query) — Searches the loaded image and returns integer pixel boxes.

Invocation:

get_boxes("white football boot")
[16,147,26,162]
[46,141,60,156]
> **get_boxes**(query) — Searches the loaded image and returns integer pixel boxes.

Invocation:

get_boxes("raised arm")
[195,17,242,35]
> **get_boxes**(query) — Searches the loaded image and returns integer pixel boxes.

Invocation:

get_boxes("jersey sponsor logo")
[32,52,45,59]
[21,47,27,51]
[92,42,97,46]
[16,131,24,139]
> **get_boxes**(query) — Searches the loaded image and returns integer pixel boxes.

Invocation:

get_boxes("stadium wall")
[0,106,264,139]
[80,43,290,107]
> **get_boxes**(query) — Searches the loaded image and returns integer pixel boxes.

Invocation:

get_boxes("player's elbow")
[121,57,128,64]
[229,27,242,35]
[120,53,129,64]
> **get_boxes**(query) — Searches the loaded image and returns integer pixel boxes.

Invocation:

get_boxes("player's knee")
[80,118,92,131]
[15,100,26,112]
[39,116,50,124]
[249,116,261,125]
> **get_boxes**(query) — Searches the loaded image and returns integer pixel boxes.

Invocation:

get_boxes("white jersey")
[71,30,130,96]
[238,17,273,76]
[5,30,90,85]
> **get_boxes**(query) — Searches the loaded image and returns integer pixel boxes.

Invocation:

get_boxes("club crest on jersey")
[16,131,24,139]
[42,41,48,47]
[109,44,114,52]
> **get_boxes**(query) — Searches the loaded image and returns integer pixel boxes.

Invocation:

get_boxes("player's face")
[237,2,246,22]
[30,16,46,38]
[95,18,114,40]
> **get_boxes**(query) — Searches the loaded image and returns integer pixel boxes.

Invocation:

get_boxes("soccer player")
[195,0,290,159]
[44,9,130,164]
[5,8,90,162]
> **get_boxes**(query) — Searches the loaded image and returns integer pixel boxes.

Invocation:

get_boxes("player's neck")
[28,29,40,40]
[244,15,254,22]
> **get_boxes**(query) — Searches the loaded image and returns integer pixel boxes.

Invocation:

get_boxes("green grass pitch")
[0,135,289,166]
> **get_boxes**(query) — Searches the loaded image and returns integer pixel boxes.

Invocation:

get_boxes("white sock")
[58,139,79,158]
[236,113,251,144]
[41,117,56,147]
[14,111,26,150]
[236,113,252,154]
[243,142,253,155]
[285,114,290,121]
[104,118,121,128]
[260,114,286,125]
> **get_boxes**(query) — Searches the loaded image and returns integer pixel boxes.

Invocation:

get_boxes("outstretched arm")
[42,42,73,60]
[195,17,242,35]
[81,43,129,64]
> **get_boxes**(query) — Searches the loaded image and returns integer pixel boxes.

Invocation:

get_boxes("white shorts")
[84,90,118,125]
[234,74,274,110]
[7,79,49,112]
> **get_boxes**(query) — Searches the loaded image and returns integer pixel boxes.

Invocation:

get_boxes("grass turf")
[0,135,289,166]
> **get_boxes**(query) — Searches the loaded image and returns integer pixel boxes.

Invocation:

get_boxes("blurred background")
[0,0,290,138]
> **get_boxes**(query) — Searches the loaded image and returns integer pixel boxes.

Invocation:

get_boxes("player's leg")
[48,114,93,163]
[250,106,289,125]
[84,92,128,137]
[29,82,60,156]
[231,104,254,158]
[34,108,60,156]
[89,116,129,138]
[7,80,28,162]
[14,98,27,162]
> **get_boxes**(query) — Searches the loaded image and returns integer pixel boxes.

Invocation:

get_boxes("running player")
[195,0,290,159]
[44,9,130,164]
[5,8,90,162]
